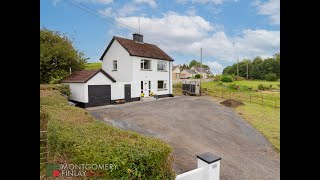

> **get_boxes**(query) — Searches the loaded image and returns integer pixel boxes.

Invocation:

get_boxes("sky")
[40,0,280,74]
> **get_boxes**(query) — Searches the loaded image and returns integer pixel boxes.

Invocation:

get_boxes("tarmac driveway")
[88,96,280,180]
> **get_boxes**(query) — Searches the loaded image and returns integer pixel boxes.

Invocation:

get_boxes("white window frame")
[112,60,117,71]
[157,80,167,91]
[141,59,152,70]
[157,61,167,71]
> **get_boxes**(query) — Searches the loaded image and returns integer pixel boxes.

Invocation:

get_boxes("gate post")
[197,152,221,180]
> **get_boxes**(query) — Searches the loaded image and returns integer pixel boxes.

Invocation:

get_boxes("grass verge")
[40,87,175,179]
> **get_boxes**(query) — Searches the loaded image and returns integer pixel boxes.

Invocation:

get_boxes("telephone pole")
[246,62,249,79]
[237,58,239,77]
[200,48,202,96]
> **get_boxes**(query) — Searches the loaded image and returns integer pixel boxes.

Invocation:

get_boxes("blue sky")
[40,0,280,74]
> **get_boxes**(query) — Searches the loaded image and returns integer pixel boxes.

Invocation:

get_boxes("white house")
[62,33,174,107]
[180,69,197,79]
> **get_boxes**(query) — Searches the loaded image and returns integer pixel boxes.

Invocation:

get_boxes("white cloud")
[255,0,280,25]
[114,12,279,65]
[99,5,139,18]
[134,0,157,8]
[186,7,197,16]
[89,0,113,4]
[206,61,223,75]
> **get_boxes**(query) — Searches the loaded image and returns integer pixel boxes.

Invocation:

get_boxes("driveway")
[88,96,280,180]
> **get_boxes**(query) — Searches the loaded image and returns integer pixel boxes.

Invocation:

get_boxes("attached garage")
[61,69,116,108]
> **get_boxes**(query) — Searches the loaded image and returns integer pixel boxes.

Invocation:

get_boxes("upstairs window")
[141,59,151,70]
[113,60,117,71]
[157,61,167,71]
[157,80,167,90]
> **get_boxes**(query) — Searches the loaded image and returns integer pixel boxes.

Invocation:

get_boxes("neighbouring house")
[62,33,174,107]
[190,66,213,79]
[180,69,197,79]
[172,65,181,80]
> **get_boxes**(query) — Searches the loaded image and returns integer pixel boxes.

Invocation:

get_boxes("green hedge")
[220,75,233,82]
[41,87,175,179]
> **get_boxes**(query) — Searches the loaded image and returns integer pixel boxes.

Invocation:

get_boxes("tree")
[189,60,209,68]
[40,28,87,83]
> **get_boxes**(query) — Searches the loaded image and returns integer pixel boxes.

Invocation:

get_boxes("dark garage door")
[88,85,111,107]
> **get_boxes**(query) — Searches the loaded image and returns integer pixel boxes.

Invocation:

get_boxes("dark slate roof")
[183,69,197,74]
[61,69,116,83]
[100,36,174,61]
[195,67,208,73]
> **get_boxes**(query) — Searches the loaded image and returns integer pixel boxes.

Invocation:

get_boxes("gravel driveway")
[88,96,280,180]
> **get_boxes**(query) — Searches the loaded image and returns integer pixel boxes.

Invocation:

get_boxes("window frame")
[157,61,167,71]
[157,80,167,91]
[112,60,117,71]
[140,59,152,71]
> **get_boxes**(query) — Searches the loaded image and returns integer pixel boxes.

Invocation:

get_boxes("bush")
[228,84,240,90]
[265,73,278,81]
[233,76,246,81]
[41,88,175,179]
[195,74,201,79]
[214,75,221,81]
[277,84,280,88]
[258,84,271,90]
[220,76,233,82]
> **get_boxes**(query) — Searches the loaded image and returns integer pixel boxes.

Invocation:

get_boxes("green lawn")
[85,62,102,69]
[236,102,280,152]
[202,80,280,92]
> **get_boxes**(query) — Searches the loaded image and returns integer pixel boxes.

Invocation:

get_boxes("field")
[85,62,102,69]
[40,85,175,179]
[173,80,280,152]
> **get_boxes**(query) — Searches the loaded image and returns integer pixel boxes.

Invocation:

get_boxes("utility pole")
[138,17,140,34]
[200,48,202,96]
[237,58,239,77]
[246,62,249,79]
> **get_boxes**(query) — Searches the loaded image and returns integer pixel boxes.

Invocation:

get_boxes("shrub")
[228,84,240,90]
[265,73,278,81]
[57,84,71,96]
[277,84,280,88]
[214,75,221,81]
[195,74,201,79]
[233,76,246,81]
[220,75,233,82]
[258,84,270,90]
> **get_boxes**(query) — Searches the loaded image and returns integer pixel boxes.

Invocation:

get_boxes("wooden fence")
[202,88,280,108]
[40,130,47,171]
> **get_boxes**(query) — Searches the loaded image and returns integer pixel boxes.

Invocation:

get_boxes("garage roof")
[61,69,116,83]
[100,36,174,61]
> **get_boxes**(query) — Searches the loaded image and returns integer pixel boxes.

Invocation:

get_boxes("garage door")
[88,85,111,107]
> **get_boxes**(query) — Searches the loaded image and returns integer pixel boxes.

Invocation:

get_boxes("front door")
[125,84,131,102]
[142,81,150,97]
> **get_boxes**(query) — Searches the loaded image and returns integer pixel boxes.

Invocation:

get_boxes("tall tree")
[189,60,209,68]
[40,28,86,83]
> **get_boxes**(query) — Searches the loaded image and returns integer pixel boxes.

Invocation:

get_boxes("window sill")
[140,69,153,71]
[112,70,117,71]
[157,70,168,72]
[157,89,168,91]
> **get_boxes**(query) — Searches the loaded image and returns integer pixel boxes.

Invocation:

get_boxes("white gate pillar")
[197,152,221,180]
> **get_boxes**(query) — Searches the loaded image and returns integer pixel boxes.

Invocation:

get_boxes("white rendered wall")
[131,56,172,96]
[64,83,86,103]
[101,40,133,82]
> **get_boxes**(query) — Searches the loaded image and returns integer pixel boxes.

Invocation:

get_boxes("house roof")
[100,36,174,61]
[61,69,116,83]
[172,65,179,71]
[183,69,197,74]
[195,67,209,73]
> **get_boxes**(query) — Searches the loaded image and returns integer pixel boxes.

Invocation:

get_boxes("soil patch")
[220,99,244,108]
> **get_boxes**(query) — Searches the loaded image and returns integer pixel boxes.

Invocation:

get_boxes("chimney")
[133,33,143,43]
